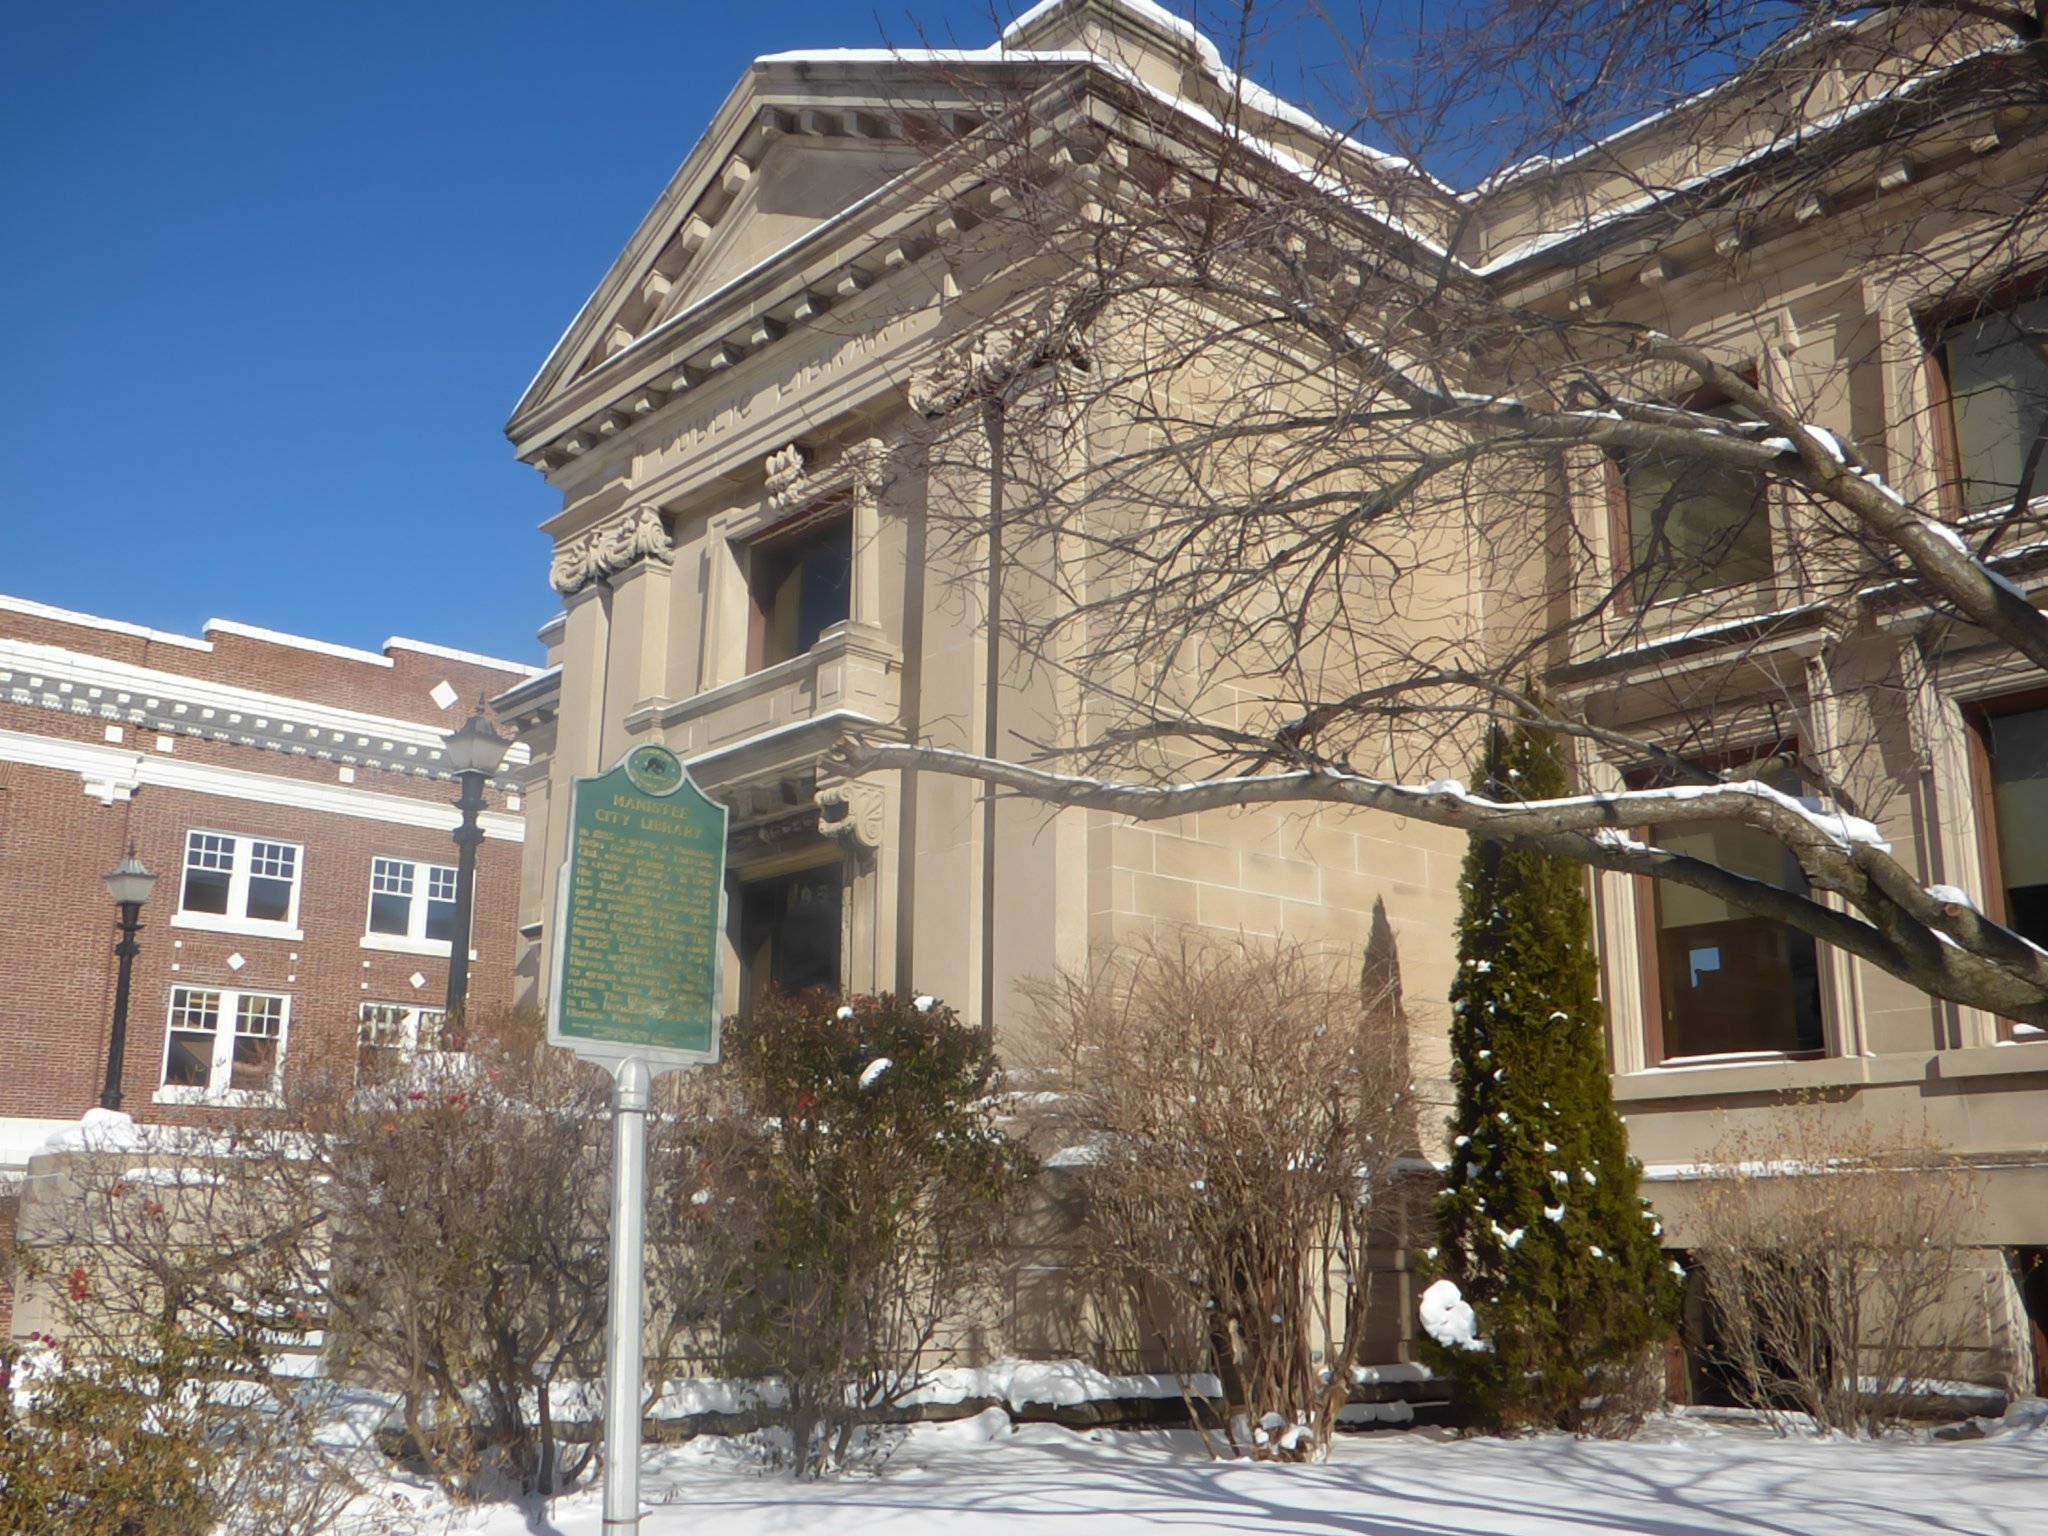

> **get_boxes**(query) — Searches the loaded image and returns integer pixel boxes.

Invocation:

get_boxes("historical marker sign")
[548,742,727,1069]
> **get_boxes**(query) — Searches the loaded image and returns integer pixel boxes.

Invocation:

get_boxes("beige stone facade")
[501,0,2048,1386]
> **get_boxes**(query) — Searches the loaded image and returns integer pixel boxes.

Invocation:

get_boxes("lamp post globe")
[442,702,510,1018]
[100,847,157,1112]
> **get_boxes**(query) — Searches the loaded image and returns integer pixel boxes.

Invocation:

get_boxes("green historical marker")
[548,742,727,1068]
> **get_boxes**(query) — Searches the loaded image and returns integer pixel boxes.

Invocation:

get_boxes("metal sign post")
[548,743,727,1536]
[603,1057,651,1535]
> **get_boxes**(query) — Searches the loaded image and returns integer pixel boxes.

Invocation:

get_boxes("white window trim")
[363,855,460,954]
[154,985,290,1106]
[359,931,454,958]
[171,912,307,943]
[357,1001,449,1056]
[175,828,304,935]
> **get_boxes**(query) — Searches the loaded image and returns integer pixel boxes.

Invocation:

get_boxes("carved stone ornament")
[548,505,673,595]
[816,777,886,851]
[843,437,889,500]
[764,442,810,509]
[907,289,1095,418]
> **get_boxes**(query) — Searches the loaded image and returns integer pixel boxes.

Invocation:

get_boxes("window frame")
[744,496,855,674]
[170,828,304,939]
[1964,689,2048,1043]
[1627,746,1832,1067]
[1603,385,1774,610]
[156,984,291,1104]
[1924,280,2048,522]
[361,854,461,955]
[356,1001,453,1078]
[734,855,846,1016]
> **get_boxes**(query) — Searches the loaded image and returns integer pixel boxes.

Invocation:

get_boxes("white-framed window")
[364,857,460,950]
[173,829,303,937]
[357,1001,450,1078]
[158,986,289,1102]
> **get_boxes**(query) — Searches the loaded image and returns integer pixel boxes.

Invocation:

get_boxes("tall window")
[161,986,288,1099]
[177,830,302,930]
[748,507,852,670]
[737,862,842,1011]
[1620,405,1771,604]
[1645,767,1826,1061]
[1939,295,2048,511]
[366,856,460,946]
[1979,702,2048,947]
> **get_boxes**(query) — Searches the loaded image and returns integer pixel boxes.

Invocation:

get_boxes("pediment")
[512,70,991,427]
[649,133,929,327]
[507,0,1458,448]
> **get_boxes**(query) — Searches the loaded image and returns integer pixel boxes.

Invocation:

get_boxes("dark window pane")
[752,514,853,669]
[794,539,852,655]
[1652,783,1825,1058]
[1945,297,2048,511]
[425,896,461,944]
[181,868,231,915]
[247,875,293,922]
[165,1032,214,1087]
[1626,434,1770,603]
[1987,705,2048,955]
[230,1035,278,1092]
[369,891,413,935]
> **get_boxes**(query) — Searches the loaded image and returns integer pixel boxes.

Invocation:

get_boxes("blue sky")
[0,1,1044,665]
[4,0,1664,666]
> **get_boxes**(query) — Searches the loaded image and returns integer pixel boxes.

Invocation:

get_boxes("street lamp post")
[100,847,157,1112]
[442,701,510,1018]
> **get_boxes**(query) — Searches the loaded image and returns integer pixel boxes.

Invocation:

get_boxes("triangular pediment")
[507,0,1455,444]
[510,66,993,427]
[647,132,930,329]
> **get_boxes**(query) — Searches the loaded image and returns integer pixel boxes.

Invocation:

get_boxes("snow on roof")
[0,592,214,652]
[383,636,545,677]
[203,617,395,668]
[1472,35,2018,273]
[762,0,1440,186]
[1473,13,1872,196]
[1005,0,1444,185]
[753,46,1095,66]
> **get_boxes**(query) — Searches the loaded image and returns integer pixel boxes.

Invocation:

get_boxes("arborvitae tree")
[1428,716,1678,1430]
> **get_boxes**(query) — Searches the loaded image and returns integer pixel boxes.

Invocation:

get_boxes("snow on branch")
[829,736,1882,848]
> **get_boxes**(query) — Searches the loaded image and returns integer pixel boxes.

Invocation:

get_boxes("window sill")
[170,913,304,943]
[359,933,454,958]
[1614,1051,1926,1103]
[153,1086,283,1110]
[1932,1043,2048,1082]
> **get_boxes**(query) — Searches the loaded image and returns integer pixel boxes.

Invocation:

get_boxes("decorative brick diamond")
[409,972,427,991]
[429,680,460,711]
[226,952,246,972]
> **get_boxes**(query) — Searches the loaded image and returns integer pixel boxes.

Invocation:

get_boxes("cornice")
[507,118,1048,468]
[0,637,529,791]
[507,60,1089,452]
[0,728,523,841]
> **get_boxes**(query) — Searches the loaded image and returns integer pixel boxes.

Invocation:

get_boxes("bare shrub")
[3,1115,358,1536]
[1022,937,1416,1460]
[306,1007,615,1499]
[1687,1107,1982,1435]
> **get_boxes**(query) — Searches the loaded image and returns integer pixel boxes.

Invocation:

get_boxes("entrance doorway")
[737,861,843,1010]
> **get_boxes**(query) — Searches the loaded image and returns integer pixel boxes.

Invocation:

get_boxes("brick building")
[0,592,538,1334]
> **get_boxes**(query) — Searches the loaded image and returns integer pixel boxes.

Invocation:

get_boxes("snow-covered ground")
[339,1401,2046,1536]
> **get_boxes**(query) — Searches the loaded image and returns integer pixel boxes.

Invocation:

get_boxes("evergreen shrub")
[1427,716,1679,1431]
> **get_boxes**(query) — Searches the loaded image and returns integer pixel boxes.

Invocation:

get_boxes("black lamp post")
[442,701,510,1017]
[101,846,157,1111]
